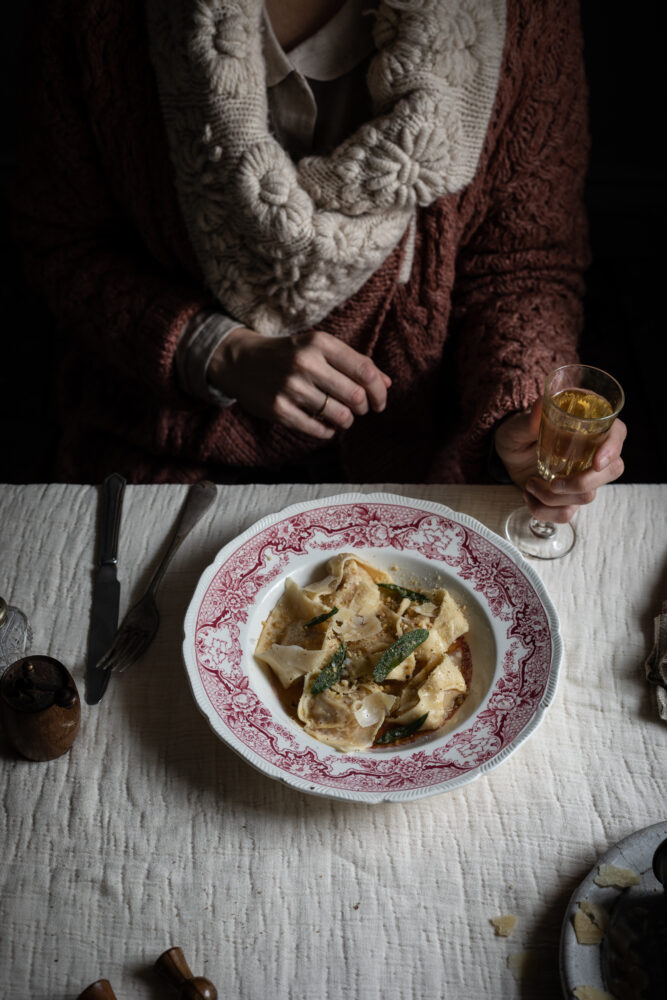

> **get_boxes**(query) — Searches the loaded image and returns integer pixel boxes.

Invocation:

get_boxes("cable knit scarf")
[147,0,506,336]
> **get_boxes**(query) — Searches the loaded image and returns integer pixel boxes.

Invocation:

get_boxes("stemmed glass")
[505,364,624,559]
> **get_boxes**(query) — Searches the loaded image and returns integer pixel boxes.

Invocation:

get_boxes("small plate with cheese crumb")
[559,820,667,999]
[182,492,562,802]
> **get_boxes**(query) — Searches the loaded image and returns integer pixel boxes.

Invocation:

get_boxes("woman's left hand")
[494,399,628,523]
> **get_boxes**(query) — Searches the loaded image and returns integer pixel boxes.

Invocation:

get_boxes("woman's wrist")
[487,433,514,484]
[206,326,257,396]
[487,411,521,484]
[177,310,245,406]
[493,405,542,489]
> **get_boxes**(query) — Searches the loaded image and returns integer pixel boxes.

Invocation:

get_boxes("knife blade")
[86,472,126,704]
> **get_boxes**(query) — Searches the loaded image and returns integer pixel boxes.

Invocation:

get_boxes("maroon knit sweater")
[13,0,589,484]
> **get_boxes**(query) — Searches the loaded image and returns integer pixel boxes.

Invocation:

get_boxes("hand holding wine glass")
[502,364,625,559]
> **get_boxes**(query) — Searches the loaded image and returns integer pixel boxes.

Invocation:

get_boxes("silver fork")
[96,480,217,674]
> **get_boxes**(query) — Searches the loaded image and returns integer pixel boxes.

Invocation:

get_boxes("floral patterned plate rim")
[182,492,562,803]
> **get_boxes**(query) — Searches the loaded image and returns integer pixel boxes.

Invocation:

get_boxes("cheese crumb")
[593,864,641,888]
[573,988,615,1000]
[573,908,602,946]
[490,914,517,937]
[579,900,609,931]
[573,903,607,945]
[507,951,538,980]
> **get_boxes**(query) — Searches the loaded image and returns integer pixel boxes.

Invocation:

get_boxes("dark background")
[1,4,665,484]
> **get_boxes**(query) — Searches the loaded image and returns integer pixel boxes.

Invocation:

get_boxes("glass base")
[505,507,576,560]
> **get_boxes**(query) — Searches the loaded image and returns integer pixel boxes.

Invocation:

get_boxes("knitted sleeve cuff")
[175,310,244,407]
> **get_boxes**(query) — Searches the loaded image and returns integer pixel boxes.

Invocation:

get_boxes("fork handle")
[147,481,217,595]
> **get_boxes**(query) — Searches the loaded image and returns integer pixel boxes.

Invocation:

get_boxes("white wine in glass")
[505,364,624,559]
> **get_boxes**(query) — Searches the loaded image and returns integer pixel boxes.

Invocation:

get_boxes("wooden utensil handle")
[76,979,118,1000]
[154,946,218,999]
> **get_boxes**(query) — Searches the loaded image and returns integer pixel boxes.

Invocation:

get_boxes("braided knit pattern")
[146,0,506,335]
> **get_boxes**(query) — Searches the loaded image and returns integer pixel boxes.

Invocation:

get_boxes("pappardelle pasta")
[255,554,470,752]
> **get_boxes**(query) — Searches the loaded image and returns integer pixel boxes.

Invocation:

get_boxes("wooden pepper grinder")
[154,947,218,1000]
[0,655,80,760]
[76,980,118,1000]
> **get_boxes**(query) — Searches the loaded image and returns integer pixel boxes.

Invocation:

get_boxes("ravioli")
[255,554,470,752]
[298,680,396,752]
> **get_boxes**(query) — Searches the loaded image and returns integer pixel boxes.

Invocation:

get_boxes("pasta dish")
[255,554,471,752]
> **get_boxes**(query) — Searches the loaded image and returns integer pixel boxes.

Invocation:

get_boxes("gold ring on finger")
[315,393,330,418]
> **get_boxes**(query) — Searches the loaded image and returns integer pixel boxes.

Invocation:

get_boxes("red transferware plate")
[182,493,562,802]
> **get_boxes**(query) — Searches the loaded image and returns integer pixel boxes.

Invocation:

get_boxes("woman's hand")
[207,327,391,439]
[494,399,627,522]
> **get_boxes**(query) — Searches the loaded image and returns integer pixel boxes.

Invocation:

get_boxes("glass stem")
[529,518,557,539]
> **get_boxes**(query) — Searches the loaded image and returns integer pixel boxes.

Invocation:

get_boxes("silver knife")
[86,472,126,705]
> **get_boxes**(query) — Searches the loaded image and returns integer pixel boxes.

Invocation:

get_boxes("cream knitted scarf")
[147,0,506,336]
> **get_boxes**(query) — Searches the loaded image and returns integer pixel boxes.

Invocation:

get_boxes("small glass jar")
[0,597,33,676]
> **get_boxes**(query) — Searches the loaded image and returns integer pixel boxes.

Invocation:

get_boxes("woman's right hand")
[207,326,392,440]
[495,400,627,523]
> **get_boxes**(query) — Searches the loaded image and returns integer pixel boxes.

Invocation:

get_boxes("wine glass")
[505,364,624,559]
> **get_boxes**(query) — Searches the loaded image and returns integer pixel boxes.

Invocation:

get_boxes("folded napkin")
[645,599,667,722]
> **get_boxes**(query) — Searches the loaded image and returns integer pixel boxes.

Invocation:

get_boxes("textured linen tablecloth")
[1,483,665,1000]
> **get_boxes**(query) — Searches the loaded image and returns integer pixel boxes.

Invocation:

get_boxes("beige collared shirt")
[177,0,381,406]
[262,0,376,158]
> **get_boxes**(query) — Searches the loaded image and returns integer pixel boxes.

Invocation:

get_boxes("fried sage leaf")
[378,583,429,604]
[309,641,348,695]
[303,606,338,628]
[375,713,429,745]
[373,628,429,682]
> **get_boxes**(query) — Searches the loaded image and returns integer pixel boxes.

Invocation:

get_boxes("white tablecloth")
[1,483,665,1000]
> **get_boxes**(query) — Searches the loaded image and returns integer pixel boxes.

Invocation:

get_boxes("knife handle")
[99,473,126,566]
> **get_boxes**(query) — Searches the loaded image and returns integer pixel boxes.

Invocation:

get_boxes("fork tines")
[96,626,151,674]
